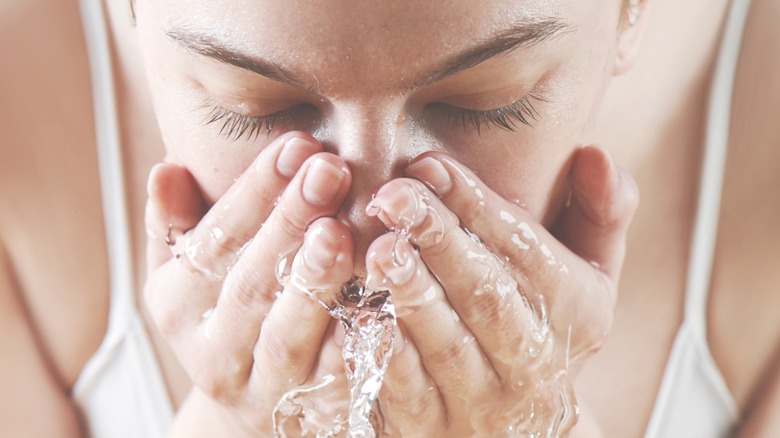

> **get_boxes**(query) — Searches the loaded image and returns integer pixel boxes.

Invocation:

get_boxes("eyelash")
[202,93,543,142]
[441,93,543,134]
[202,100,304,141]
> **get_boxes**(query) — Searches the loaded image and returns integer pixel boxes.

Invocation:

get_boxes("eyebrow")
[166,17,570,93]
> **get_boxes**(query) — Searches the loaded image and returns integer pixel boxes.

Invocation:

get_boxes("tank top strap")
[684,0,752,337]
[79,0,137,345]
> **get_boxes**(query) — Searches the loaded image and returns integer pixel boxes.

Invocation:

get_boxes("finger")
[552,145,639,281]
[159,132,322,277]
[251,218,353,389]
[254,322,350,434]
[204,155,351,366]
[366,233,500,407]
[380,323,447,436]
[404,154,612,350]
[144,133,323,340]
[405,153,573,280]
[145,163,207,271]
[366,181,539,382]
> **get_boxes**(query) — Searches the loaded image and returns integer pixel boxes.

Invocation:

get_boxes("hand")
[144,132,355,435]
[364,146,638,436]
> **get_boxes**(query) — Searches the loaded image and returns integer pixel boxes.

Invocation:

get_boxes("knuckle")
[418,224,459,255]
[256,327,308,377]
[274,207,310,240]
[508,241,538,271]
[423,338,473,392]
[201,222,244,259]
[384,384,440,423]
[192,352,250,404]
[224,266,275,313]
[458,277,510,332]
[192,363,230,401]
[458,192,487,224]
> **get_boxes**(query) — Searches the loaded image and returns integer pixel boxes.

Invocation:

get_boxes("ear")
[614,0,651,76]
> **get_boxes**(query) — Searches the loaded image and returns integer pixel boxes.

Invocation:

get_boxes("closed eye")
[200,98,316,141]
[436,93,544,134]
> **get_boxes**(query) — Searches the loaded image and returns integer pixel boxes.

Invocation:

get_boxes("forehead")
[156,0,584,94]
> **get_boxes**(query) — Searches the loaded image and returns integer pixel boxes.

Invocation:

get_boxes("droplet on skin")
[475,188,484,199]
[540,243,556,264]
[210,227,224,241]
[201,307,214,320]
[517,222,539,244]
[499,210,517,224]
[203,315,215,340]
[452,309,460,322]
[512,233,530,250]
[422,285,437,302]
[275,248,297,286]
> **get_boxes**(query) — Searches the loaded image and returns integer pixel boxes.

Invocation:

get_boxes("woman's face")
[136,0,624,263]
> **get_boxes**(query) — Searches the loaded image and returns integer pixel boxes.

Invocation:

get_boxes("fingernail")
[275,137,320,179]
[405,157,452,196]
[303,224,340,270]
[302,158,346,206]
[366,183,427,229]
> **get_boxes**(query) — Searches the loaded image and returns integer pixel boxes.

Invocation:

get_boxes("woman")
[1,0,778,436]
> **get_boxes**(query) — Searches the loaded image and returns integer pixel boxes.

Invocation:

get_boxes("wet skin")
[137,0,641,435]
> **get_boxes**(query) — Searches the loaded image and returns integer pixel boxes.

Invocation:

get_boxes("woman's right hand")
[144,132,354,435]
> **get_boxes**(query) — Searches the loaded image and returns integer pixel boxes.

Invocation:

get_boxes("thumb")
[553,145,639,282]
[145,163,207,271]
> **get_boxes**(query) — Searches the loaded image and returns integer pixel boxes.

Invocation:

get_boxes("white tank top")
[72,0,173,436]
[72,0,751,436]
[643,0,751,436]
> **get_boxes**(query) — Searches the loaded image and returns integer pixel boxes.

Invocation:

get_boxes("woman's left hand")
[364,146,638,436]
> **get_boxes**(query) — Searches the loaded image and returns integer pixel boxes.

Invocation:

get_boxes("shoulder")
[0,0,97,233]
[710,0,780,412]
[0,0,95,205]
[0,0,109,388]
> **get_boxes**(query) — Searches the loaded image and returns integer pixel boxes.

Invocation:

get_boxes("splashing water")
[274,271,396,438]
[334,279,396,437]
[270,181,580,436]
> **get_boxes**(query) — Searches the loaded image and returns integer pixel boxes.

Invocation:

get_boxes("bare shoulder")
[710,0,780,411]
[0,0,96,203]
[0,0,109,389]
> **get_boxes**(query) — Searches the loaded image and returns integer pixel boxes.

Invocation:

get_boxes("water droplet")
[275,248,297,286]
[210,227,224,241]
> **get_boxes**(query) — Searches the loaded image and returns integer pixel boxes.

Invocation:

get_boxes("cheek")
[434,74,606,225]
[137,16,270,203]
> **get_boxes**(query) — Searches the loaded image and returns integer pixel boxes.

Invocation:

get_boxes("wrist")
[168,388,259,438]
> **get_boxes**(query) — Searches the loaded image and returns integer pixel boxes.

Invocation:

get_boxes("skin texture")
[2,0,780,436]
[135,0,640,435]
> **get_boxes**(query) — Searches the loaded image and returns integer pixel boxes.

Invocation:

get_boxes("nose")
[316,102,416,276]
